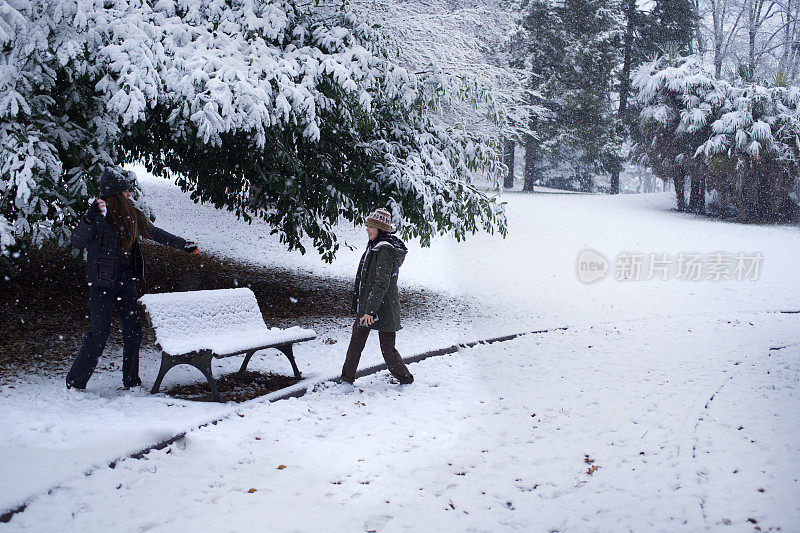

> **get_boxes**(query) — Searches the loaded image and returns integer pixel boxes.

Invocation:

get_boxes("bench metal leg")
[277,344,302,379]
[151,353,177,395]
[191,352,221,402]
[150,350,222,402]
[238,350,257,375]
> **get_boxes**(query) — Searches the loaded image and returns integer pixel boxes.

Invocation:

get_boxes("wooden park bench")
[138,288,316,402]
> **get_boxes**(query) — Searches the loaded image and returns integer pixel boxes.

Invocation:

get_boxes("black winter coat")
[71,216,186,287]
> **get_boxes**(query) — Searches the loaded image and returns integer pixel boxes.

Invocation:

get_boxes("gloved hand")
[85,199,107,223]
[184,241,199,254]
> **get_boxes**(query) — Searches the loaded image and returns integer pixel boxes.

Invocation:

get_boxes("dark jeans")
[66,274,142,388]
[341,320,413,384]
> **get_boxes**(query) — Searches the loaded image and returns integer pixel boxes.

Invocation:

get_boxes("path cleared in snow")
[4,313,799,531]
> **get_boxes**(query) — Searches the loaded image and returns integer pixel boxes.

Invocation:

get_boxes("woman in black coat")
[66,167,199,390]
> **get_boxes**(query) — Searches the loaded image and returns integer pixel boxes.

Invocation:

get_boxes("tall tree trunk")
[713,0,725,77]
[698,177,706,213]
[688,175,705,213]
[737,170,756,221]
[688,175,698,211]
[785,0,800,82]
[503,137,515,189]
[756,167,774,220]
[694,0,704,54]
[748,0,757,73]
[711,0,748,78]
[611,0,637,196]
[779,0,791,72]
[610,169,620,194]
[674,171,687,211]
[523,142,537,192]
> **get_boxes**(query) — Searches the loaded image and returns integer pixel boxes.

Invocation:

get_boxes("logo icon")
[576,248,609,283]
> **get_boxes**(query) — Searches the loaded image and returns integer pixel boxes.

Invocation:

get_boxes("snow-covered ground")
[1,168,799,531]
[133,164,800,332]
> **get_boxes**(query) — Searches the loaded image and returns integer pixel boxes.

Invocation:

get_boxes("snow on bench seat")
[138,287,316,401]
[138,287,315,356]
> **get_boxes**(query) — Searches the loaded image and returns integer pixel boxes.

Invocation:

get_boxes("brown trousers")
[341,320,413,384]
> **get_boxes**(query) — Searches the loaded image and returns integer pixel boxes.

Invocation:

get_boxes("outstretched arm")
[144,220,198,253]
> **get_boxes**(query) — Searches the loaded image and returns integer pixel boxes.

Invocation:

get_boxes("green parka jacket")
[351,235,408,332]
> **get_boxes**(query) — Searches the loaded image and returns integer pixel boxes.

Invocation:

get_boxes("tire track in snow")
[688,342,800,529]
[679,322,800,529]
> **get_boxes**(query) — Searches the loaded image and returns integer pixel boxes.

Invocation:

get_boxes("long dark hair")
[105,193,150,251]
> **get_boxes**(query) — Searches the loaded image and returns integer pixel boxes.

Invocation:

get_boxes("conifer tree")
[647,0,697,53]
[518,0,622,191]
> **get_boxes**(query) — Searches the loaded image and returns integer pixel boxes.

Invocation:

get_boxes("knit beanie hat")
[365,207,393,232]
[99,166,131,198]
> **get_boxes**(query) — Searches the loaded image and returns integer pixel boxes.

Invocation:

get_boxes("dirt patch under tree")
[1,241,465,400]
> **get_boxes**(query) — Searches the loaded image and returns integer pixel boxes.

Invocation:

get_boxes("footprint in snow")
[363,514,393,532]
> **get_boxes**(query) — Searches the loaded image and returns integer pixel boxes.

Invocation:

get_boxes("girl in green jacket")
[339,208,413,390]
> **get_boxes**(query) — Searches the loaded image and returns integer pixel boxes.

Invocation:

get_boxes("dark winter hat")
[365,207,393,232]
[99,166,131,198]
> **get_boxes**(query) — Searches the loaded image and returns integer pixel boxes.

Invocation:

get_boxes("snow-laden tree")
[352,0,521,126]
[695,79,800,220]
[634,54,720,211]
[0,0,507,267]
[353,0,540,190]
[515,0,624,192]
[635,52,800,220]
